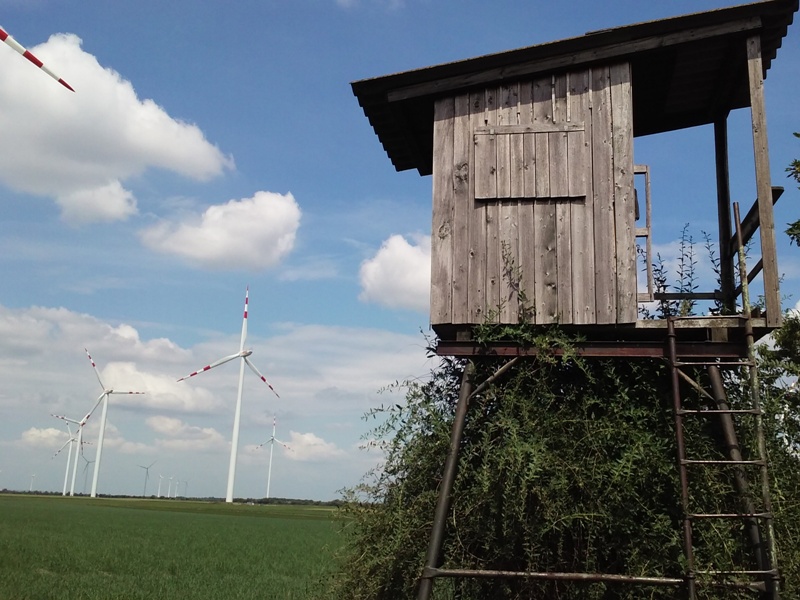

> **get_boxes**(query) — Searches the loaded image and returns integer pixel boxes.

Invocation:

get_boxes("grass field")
[0,494,341,600]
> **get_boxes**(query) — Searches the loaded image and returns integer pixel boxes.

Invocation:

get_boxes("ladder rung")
[682,459,765,466]
[695,569,779,577]
[678,409,762,415]
[674,360,754,367]
[690,512,772,519]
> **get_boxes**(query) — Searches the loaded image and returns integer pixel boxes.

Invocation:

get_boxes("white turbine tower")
[157,474,164,498]
[168,476,174,498]
[52,420,77,496]
[138,460,156,497]
[84,348,146,498]
[52,393,106,497]
[29,473,36,492]
[255,416,292,500]
[178,287,280,503]
[80,452,95,495]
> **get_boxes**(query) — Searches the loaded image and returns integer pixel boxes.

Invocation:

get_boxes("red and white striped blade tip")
[0,26,74,92]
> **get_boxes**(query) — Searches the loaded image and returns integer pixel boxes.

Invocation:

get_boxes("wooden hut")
[353,3,797,598]
[352,0,797,352]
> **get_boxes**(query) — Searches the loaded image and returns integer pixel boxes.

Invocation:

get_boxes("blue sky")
[0,0,798,501]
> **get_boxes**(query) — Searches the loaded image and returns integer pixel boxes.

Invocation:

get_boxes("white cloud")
[0,33,233,224]
[284,431,347,462]
[139,191,301,270]
[147,416,228,452]
[56,181,137,225]
[359,233,430,312]
[18,426,67,449]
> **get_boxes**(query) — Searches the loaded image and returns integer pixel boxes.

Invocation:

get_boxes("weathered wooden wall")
[430,62,636,328]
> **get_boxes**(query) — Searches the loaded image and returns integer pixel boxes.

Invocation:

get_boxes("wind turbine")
[0,25,74,91]
[29,473,36,492]
[157,474,164,498]
[168,475,174,498]
[84,348,146,498]
[255,416,292,500]
[52,419,77,496]
[80,452,94,495]
[52,393,107,496]
[138,460,157,497]
[178,287,280,503]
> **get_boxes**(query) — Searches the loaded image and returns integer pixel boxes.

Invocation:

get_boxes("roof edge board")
[385,17,762,104]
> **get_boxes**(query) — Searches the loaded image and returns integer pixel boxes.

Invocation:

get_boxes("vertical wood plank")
[430,97,455,326]
[610,63,636,323]
[592,65,617,324]
[533,76,558,324]
[484,88,501,321]
[474,133,496,199]
[552,73,572,323]
[468,90,488,324]
[498,84,520,322]
[452,93,472,324]
[549,74,569,198]
[570,68,596,324]
[518,80,537,322]
[567,129,587,197]
[747,35,781,327]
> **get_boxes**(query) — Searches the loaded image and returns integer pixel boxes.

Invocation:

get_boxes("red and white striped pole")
[0,25,74,91]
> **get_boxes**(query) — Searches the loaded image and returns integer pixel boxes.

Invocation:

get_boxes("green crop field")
[0,494,341,600]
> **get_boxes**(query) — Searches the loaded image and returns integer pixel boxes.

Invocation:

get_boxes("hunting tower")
[353,1,797,598]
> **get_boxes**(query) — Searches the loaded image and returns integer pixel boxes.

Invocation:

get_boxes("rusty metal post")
[707,365,767,574]
[416,361,475,600]
[734,202,781,599]
[667,317,697,599]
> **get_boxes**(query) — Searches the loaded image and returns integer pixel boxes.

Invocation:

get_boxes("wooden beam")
[746,34,781,327]
[387,18,761,103]
[727,186,784,256]
[714,118,735,313]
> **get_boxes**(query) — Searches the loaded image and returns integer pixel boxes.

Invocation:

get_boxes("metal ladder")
[665,202,780,598]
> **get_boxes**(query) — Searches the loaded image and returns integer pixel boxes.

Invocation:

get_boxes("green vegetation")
[327,225,800,598]
[328,333,800,599]
[0,495,340,600]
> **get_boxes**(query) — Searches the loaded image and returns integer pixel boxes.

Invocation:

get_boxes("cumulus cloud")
[147,416,228,452]
[0,33,233,224]
[284,431,347,462]
[359,233,430,312]
[18,427,67,449]
[139,191,301,270]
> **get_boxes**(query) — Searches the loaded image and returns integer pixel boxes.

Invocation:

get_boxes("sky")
[0,0,798,501]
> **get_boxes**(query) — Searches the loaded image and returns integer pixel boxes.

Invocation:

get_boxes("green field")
[0,494,341,600]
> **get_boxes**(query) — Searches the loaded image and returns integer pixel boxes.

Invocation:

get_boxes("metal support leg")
[417,361,475,600]
[667,318,697,599]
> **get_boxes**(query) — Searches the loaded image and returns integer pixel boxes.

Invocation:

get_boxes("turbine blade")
[81,392,107,425]
[109,391,146,395]
[177,352,242,382]
[0,25,75,91]
[243,357,279,398]
[84,348,106,390]
[51,414,81,425]
[52,438,72,458]
[239,286,249,352]
[274,439,292,451]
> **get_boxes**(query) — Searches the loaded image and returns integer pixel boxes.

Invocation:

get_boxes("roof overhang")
[352,0,798,176]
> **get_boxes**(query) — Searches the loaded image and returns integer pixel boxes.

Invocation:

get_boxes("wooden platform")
[434,316,773,358]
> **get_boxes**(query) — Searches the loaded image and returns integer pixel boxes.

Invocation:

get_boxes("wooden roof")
[352,0,798,176]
